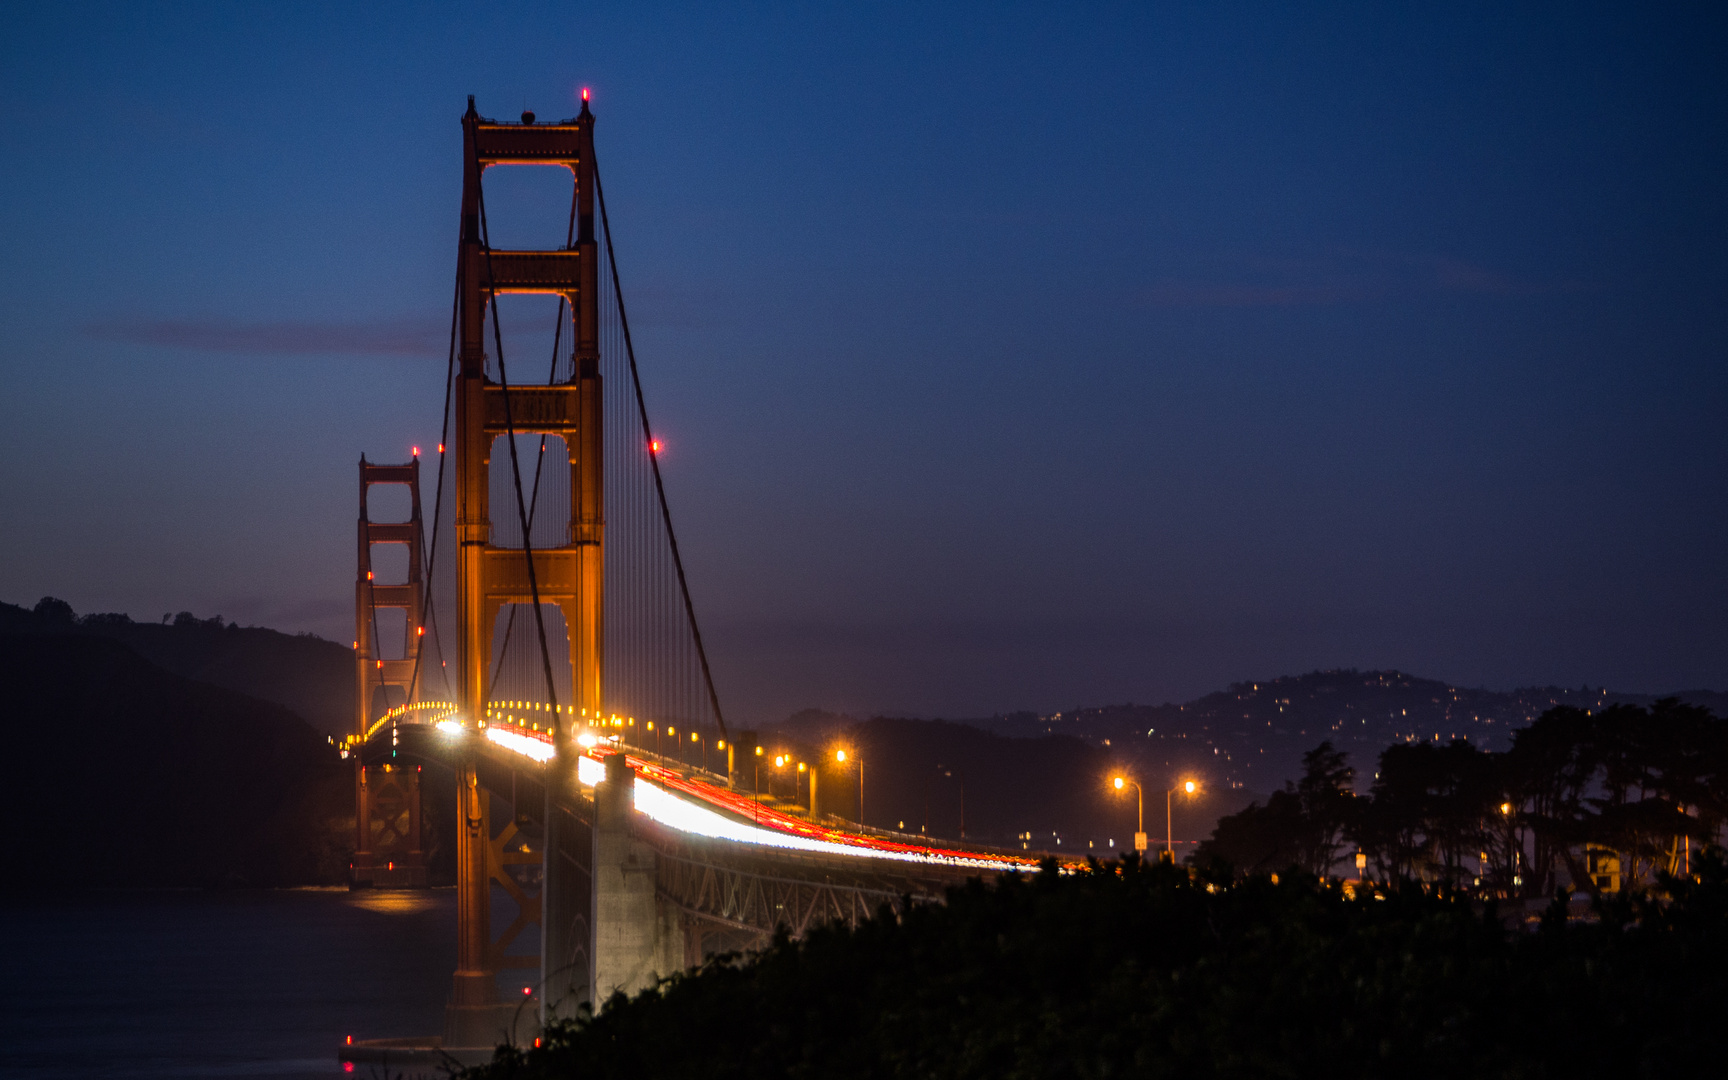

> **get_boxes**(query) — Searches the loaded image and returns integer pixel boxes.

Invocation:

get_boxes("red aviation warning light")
[582,87,590,103]
[649,438,662,455]
[411,446,420,457]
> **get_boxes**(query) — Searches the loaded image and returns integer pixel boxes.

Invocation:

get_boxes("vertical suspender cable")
[477,177,562,720]
[408,257,462,704]
[595,157,728,741]
[486,183,579,703]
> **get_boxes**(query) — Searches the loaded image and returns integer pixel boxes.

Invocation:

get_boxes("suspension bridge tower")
[446,94,603,1046]
[352,454,429,888]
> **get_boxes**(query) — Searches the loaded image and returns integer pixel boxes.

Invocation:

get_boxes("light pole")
[1114,776,1199,861]
[835,749,862,826]
[1112,776,1146,853]
[752,746,764,823]
[1166,779,1198,862]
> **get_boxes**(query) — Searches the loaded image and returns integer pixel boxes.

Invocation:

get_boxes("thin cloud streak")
[87,315,448,357]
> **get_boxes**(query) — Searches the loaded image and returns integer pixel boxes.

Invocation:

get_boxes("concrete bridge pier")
[593,754,683,1006]
[541,753,594,1026]
[443,764,520,1049]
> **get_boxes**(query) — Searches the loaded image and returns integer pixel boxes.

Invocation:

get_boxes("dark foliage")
[1191,740,1354,875]
[1198,701,1728,899]
[468,854,1728,1079]
[957,671,1728,796]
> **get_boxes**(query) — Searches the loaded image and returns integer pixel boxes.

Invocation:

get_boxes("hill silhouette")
[10,594,1725,874]
[0,597,354,736]
[770,670,1728,853]
[802,670,1728,799]
[0,633,354,887]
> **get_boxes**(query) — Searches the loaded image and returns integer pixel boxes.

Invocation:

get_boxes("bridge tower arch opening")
[447,94,603,1047]
[345,98,780,1066]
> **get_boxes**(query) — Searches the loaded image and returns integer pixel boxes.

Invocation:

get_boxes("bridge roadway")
[343,707,1055,1066]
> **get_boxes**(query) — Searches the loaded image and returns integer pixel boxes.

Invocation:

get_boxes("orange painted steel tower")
[353,455,429,889]
[446,95,603,1046]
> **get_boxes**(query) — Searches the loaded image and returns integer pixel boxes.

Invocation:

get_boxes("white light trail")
[485,726,555,762]
[578,755,606,787]
[470,727,1028,872]
[629,777,1025,872]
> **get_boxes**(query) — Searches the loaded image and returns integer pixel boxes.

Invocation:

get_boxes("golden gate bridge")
[338,95,1049,1069]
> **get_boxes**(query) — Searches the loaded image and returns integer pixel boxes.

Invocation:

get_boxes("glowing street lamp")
[1114,775,1200,861]
[833,748,864,826]
[1111,775,1146,853]
[1167,779,1200,862]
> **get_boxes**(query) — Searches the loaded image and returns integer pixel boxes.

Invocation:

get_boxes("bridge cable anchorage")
[475,172,564,730]
[595,155,729,742]
[486,179,579,707]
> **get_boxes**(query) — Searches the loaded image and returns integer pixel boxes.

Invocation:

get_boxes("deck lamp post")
[834,748,862,826]
[1168,780,1198,862]
[1112,776,1146,853]
[1114,776,1199,861]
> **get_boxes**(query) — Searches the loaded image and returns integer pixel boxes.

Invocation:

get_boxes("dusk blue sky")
[3,2,1725,723]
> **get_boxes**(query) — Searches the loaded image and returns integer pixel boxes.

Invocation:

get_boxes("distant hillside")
[771,671,1727,850]
[953,669,1728,793]
[0,633,355,887]
[0,597,354,736]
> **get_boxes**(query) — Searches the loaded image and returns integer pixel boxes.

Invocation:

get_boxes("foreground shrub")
[469,853,1728,1079]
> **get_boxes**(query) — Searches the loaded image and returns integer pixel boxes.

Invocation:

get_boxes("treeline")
[1196,699,1725,898]
[469,854,1728,1078]
[0,595,353,736]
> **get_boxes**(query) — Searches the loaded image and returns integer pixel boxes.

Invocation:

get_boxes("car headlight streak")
[413,712,1033,873]
[485,726,556,762]
[628,777,1024,872]
[577,754,606,787]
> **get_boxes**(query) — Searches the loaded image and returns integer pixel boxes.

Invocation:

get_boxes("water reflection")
[2,889,457,1079]
[346,890,444,915]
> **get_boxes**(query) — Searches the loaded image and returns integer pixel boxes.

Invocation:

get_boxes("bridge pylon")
[353,455,428,889]
[445,94,602,1047]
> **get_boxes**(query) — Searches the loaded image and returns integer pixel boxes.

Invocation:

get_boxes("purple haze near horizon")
[2,3,1725,725]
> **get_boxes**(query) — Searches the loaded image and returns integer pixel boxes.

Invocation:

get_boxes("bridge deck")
[372,713,1056,874]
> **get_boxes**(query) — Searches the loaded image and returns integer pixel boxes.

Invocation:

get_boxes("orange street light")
[1111,775,1147,852]
[834,748,864,826]
[1166,779,1201,862]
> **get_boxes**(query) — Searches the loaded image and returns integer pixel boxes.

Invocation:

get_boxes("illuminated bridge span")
[340,96,1049,1064]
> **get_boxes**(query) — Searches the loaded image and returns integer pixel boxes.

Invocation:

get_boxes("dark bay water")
[0,889,456,1079]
